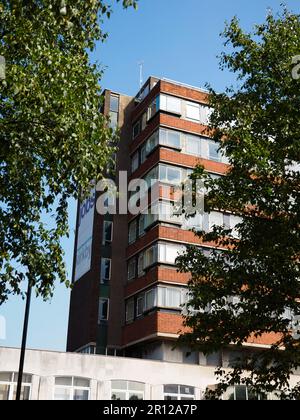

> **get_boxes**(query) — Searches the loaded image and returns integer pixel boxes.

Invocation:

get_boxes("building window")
[137,253,144,277]
[164,384,195,400]
[136,82,150,102]
[78,345,96,355]
[208,211,224,232]
[109,94,119,129]
[158,201,182,225]
[145,289,156,310]
[131,151,139,174]
[158,243,186,265]
[54,377,90,400]
[125,286,188,322]
[148,96,160,120]
[109,111,118,129]
[98,298,109,322]
[186,102,200,121]
[160,94,182,115]
[199,105,211,125]
[101,258,111,283]
[138,214,146,237]
[141,242,186,269]
[146,130,159,155]
[128,219,137,244]
[158,287,182,309]
[159,164,182,185]
[144,245,157,268]
[185,135,201,156]
[144,166,159,189]
[136,295,145,317]
[184,211,203,230]
[141,111,147,131]
[111,381,145,400]
[127,258,136,281]
[101,190,116,213]
[110,95,119,113]
[125,298,134,323]
[229,215,242,239]
[208,140,221,162]
[140,143,147,164]
[0,372,31,400]
[223,385,266,401]
[133,121,141,139]
[103,221,113,245]
[160,128,181,150]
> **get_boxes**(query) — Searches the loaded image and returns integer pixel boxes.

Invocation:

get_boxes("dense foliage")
[0,0,137,302]
[177,9,300,399]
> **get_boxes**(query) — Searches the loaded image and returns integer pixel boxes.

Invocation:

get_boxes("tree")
[177,8,300,399]
[0,0,138,303]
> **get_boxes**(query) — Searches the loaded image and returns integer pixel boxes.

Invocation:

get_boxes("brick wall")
[122,312,189,346]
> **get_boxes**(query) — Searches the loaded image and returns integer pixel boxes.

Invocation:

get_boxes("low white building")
[0,347,298,400]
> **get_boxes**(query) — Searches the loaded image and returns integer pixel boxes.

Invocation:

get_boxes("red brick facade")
[68,77,277,356]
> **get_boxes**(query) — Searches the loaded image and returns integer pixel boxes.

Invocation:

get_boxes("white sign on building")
[74,189,96,282]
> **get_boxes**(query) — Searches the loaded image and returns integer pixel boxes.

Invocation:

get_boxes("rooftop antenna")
[138,61,144,89]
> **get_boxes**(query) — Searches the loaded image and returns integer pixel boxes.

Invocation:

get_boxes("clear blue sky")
[1,0,299,352]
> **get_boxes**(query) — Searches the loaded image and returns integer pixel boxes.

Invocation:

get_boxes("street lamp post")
[16,279,32,401]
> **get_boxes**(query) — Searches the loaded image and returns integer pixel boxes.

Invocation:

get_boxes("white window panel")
[164,384,195,400]
[209,211,224,231]
[167,96,182,114]
[144,245,157,268]
[160,94,167,111]
[145,289,157,310]
[230,215,242,238]
[208,140,221,162]
[158,243,185,264]
[184,212,203,230]
[0,373,32,401]
[199,105,212,125]
[158,287,182,308]
[186,135,201,156]
[160,128,181,149]
[221,149,230,164]
[54,377,90,401]
[159,202,182,225]
[165,245,181,263]
[159,164,182,185]
[160,94,181,114]
[111,381,145,401]
[186,102,200,121]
